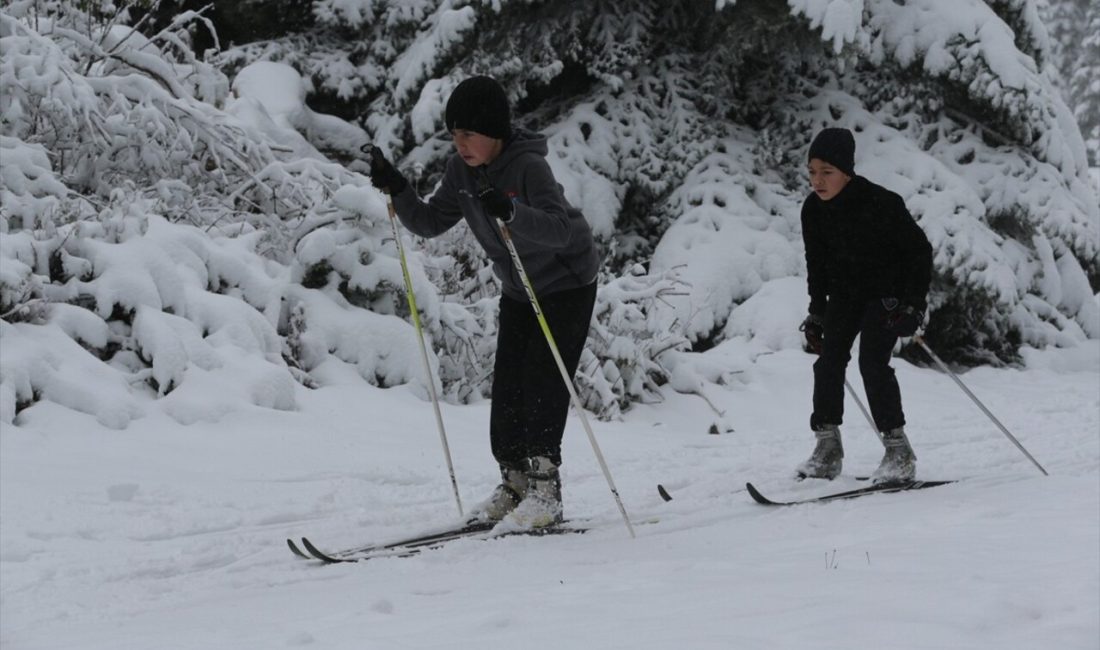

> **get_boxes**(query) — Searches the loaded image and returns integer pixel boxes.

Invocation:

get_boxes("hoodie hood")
[486,127,548,173]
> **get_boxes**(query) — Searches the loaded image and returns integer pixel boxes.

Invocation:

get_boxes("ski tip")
[657,484,673,502]
[287,538,310,559]
[300,537,348,563]
[745,482,775,505]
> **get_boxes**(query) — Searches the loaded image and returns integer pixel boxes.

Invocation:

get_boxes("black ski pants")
[490,281,597,468]
[811,297,905,433]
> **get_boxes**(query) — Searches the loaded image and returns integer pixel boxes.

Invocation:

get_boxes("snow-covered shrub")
[0,193,297,426]
[0,2,423,427]
[580,266,692,420]
[1,4,264,220]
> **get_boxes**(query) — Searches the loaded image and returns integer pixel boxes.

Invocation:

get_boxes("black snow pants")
[811,297,905,433]
[490,281,597,467]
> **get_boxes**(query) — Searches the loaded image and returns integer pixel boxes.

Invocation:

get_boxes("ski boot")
[871,426,916,484]
[795,425,844,480]
[503,456,563,529]
[467,463,527,523]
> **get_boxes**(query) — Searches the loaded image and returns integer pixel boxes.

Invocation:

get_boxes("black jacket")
[801,176,932,316]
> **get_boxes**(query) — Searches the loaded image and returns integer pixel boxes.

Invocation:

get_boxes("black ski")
[746,479,955,506]
[288,520,495,562]
[657,475,873,502]
[293,521,587,564]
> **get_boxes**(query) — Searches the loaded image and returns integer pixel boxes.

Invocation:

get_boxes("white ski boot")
[502,456,563,530]
[871,426,916,484]
[796,425,844,480]
[467,463,527,523]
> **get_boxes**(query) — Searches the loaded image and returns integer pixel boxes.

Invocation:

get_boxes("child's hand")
[478,186,515,223]
[366,146,408,195]
[884,304,922,337]
[799,314,824,354]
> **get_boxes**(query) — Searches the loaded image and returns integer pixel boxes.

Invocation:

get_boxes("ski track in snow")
[1,348,1097,649]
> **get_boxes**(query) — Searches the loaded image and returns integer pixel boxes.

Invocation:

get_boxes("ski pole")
[913,335,1048,476]
[493,218,635,538]
[383,190,465,516]
[844,379,882,442]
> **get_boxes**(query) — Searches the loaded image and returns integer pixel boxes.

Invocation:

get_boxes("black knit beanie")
[808,128,856,177]
[445,76,512,140]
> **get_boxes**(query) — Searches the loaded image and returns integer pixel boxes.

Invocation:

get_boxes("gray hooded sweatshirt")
[391,128,600,302]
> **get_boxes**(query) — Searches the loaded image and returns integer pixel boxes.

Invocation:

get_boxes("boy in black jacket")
[368,76,600,528]
[797,128,933,483]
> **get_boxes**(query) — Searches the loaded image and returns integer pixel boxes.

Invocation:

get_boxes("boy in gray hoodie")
[369,76,600,529]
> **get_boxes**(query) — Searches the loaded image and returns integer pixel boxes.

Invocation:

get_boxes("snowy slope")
[2,345,1096,649]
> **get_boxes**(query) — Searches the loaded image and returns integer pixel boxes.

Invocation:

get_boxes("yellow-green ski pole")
[384,191,465,516]
[495,218,635,538]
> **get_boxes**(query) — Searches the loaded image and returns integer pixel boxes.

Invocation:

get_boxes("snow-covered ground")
[2,344,1097,649]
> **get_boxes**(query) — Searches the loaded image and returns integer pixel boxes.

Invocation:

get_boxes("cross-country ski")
[294,523,588,564]
[745,480,957,506]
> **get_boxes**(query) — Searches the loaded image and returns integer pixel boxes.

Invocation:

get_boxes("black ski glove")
[799,314,825,354]
[478,185,515,223]
[367,146,408,196]
[883,299,923,337]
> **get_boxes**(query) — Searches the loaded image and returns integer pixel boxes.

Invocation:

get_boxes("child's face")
[451,129,503,167]
[807,159,851,201]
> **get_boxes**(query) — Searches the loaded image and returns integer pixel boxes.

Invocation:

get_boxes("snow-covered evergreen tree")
[2,0,1097,428]
[1068,2,1099,165]
[1042,0,1099,166]
[217,0,1097,360]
